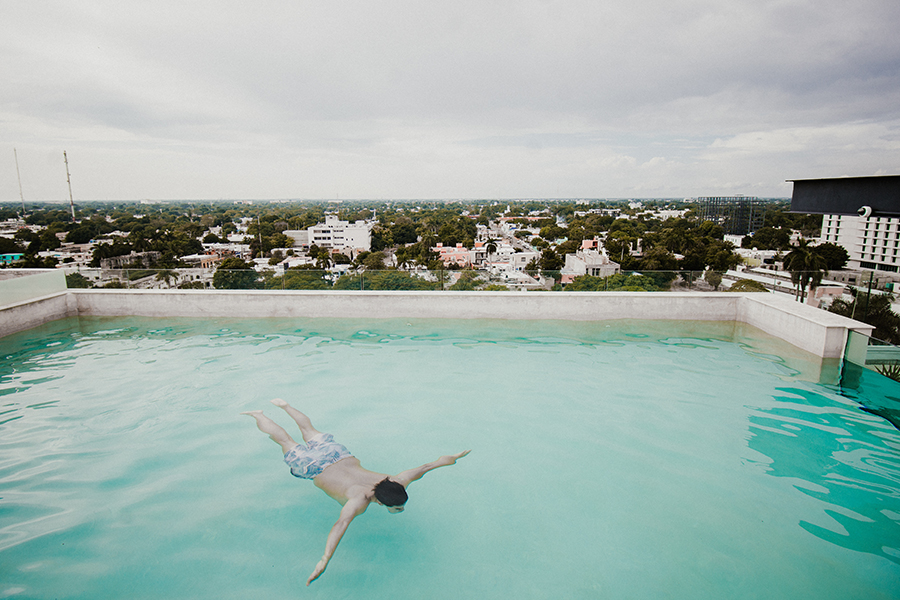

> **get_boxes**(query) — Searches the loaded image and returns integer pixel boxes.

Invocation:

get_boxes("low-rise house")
[0,253,24,264]
[560,240,621,284]
[433,243,472,267]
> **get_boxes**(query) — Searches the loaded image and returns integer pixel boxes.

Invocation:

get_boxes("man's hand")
[307,556,329,586]
[395,450,472,487]
[442,450,471,465]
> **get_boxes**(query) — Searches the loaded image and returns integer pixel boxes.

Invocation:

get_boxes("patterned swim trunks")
[283,433,353,479]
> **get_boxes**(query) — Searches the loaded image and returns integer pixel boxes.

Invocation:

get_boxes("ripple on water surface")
[1,316,899,600]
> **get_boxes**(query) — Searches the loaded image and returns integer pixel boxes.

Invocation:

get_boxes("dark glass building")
[698,196,765,235]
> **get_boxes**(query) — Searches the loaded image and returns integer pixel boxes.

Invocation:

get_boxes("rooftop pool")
[1,316,898,599]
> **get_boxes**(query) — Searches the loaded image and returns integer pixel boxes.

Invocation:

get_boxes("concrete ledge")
[70,289,743,321]
[1,288,875,359]
[0,292,77,339]
[738,293,873,359]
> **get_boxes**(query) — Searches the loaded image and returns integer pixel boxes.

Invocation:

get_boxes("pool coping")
[0,286,874,361]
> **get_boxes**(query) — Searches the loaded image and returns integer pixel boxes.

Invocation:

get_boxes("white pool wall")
[0,271,873,360]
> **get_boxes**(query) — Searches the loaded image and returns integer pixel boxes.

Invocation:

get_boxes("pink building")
[433,243,472,267]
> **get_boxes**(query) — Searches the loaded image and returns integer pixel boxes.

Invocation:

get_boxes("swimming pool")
[1,316,898,599]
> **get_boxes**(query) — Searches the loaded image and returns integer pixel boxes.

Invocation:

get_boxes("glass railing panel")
[840,329,900,430]
[55,267,868,298]
[0,269,67,305]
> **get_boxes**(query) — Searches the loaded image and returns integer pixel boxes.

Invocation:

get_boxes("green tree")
[267,267,331,290]
[744,227,791,250]
[0,237,23,254]
[334,270,435,290]
[213,257,260,289]
[155,269,178,288]
[641,246,678,271]
[65,272,92,288]
[704,270,723,291]
[450,270,484,290]
[39,229,62,251]
[390,221,418,245]
[829,291,900,344]
[814,242,849,271]
[360,251,387,270]
[566,273,661,291]
[539,248,564,271]
[370,227,391,251]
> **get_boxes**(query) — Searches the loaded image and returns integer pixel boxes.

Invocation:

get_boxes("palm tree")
[782,240,827,302]
[484,238,498,265]
[155,269,176,288]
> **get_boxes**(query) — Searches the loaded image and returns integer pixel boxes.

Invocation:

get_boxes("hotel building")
[820,214,900,274]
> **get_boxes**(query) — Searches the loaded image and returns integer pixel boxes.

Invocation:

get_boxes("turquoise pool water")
[1,316,899,599]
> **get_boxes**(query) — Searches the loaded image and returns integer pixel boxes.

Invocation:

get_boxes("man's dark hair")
[373,478,408,507]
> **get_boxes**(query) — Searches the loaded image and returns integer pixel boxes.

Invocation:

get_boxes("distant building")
[820,214,900,274]
[307,215,371,255]
[698,196,764,235]
[560,239,621,283]
[789,175,900,277]
[282,230,309,248]
[99,251,161,270]
[181,250,232,269]
[433,243,472,268]
[0,253,23,264]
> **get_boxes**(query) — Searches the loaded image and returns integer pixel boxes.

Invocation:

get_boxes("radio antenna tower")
[63,151,76,221]
[13,148,25,214]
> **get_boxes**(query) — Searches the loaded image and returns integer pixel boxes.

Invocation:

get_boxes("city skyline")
[2,1,899,202]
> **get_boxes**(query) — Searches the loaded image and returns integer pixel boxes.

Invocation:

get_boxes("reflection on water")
[747,385,900,564]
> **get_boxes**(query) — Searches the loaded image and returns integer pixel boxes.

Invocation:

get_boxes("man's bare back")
[312,456,383,504]
[242,399,470,585]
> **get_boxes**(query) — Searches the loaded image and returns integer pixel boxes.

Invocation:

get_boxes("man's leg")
[271,398,322,443]
[241,410,298,454]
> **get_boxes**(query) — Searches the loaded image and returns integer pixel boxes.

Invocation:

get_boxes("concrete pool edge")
[0,287,873,360]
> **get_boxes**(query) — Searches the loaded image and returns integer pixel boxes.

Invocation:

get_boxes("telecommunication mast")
[63,151,76,221]
[13,148,25,214]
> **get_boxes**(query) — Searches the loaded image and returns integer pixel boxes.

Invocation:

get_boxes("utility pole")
[863,271,875,321]
[63,151,76,221]
[13,148,25,215]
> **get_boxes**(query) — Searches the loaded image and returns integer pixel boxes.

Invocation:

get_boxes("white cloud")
[2,0,900,200]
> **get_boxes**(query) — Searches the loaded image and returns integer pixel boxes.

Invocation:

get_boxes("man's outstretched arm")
[394,450,471,488]
[307,496,369,586]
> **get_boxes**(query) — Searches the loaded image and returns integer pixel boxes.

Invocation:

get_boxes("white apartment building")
[562,250,621,278]
[820,214,900,273]
[307,215,372,255]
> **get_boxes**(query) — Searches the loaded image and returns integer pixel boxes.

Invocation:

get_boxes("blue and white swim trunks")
[283,433,353,479]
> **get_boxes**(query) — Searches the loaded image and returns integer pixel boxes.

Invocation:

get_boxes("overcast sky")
[2,1,899,202]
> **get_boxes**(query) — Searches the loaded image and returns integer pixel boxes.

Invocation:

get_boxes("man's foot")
[271,398,289,407]
[241,410,264,417]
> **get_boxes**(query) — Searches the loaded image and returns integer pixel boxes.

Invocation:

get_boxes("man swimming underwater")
[242,399,470,585]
